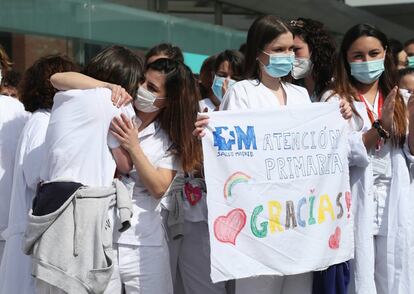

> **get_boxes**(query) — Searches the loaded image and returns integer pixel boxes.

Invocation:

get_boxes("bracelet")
[372,120,390,139]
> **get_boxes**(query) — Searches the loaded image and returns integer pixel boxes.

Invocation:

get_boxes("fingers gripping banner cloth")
[201,102,354,283]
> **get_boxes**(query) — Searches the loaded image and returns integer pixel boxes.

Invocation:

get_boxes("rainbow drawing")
[223,172,252,201]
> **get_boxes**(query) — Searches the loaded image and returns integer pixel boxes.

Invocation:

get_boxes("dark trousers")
[32,181,83,216]
[312,261,350,294]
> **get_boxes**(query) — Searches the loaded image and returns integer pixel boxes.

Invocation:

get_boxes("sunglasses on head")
[289,20,305,28]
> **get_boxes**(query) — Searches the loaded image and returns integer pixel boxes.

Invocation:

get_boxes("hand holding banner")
[202,102,353,282]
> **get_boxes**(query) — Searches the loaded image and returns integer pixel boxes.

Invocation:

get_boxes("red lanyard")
[358,90,384,150]
[358,90,383,124]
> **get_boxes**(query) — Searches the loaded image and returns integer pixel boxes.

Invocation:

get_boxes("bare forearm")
[129,145,175,198]
[112,147,133,174]
[50,72,107,91]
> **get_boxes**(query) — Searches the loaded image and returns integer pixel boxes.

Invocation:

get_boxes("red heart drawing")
[345,192,352,218]
[184,183,203,206]
[214,208,246,245]
[329,226,341,249]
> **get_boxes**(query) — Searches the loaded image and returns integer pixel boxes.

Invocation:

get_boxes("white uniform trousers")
[104,240,173,294]
[374,235,388,294]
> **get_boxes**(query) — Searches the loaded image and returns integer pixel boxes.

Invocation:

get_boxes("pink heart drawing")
[214,208,246,245]
[329,226,341,249]
[184,183,203,206]
[345,192,352,218]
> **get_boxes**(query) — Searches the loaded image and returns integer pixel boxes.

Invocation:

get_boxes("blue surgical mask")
[349,59,385,84]
[261,52,294,78]
[408,56,414,68]
[211,75,236,102]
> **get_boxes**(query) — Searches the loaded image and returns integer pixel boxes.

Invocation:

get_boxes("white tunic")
[0,110,50,294]
[40,88,135,187]
[0,95,29,239]
[321,91,414,294]
[220,79,311,110]
[113,121,180,246]
[363,93,392,236]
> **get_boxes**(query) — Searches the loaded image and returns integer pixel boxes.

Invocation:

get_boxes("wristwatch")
[372,120,390,139]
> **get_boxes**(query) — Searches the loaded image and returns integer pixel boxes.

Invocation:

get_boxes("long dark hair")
[331,23,406,147]
[244,15,290,82]
[291,18,336,99]
[146,58,202,172]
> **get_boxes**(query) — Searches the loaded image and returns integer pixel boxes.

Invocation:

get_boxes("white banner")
[202,102,354,283]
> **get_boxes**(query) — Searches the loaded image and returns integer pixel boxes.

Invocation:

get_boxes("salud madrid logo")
[213,126,257,157]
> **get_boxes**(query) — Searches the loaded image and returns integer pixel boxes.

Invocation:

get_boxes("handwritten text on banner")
[202,102,354,283]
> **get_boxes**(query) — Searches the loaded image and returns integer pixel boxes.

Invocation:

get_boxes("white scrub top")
[220,79,311,111]
[362,92,391,236]
[0,95,29,236]
[114,120,181,246]
[322,90,392,236]
[0,109,50,294]
[40,88,135,187]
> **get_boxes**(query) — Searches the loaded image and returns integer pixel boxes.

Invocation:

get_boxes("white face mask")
[399,88,413,105]
[134,86,165,113]
[291,57,313,80]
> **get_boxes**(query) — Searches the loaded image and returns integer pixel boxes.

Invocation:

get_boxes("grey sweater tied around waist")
[23,179,132,294]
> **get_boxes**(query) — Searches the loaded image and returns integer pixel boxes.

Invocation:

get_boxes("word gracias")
[250,192,351,238]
